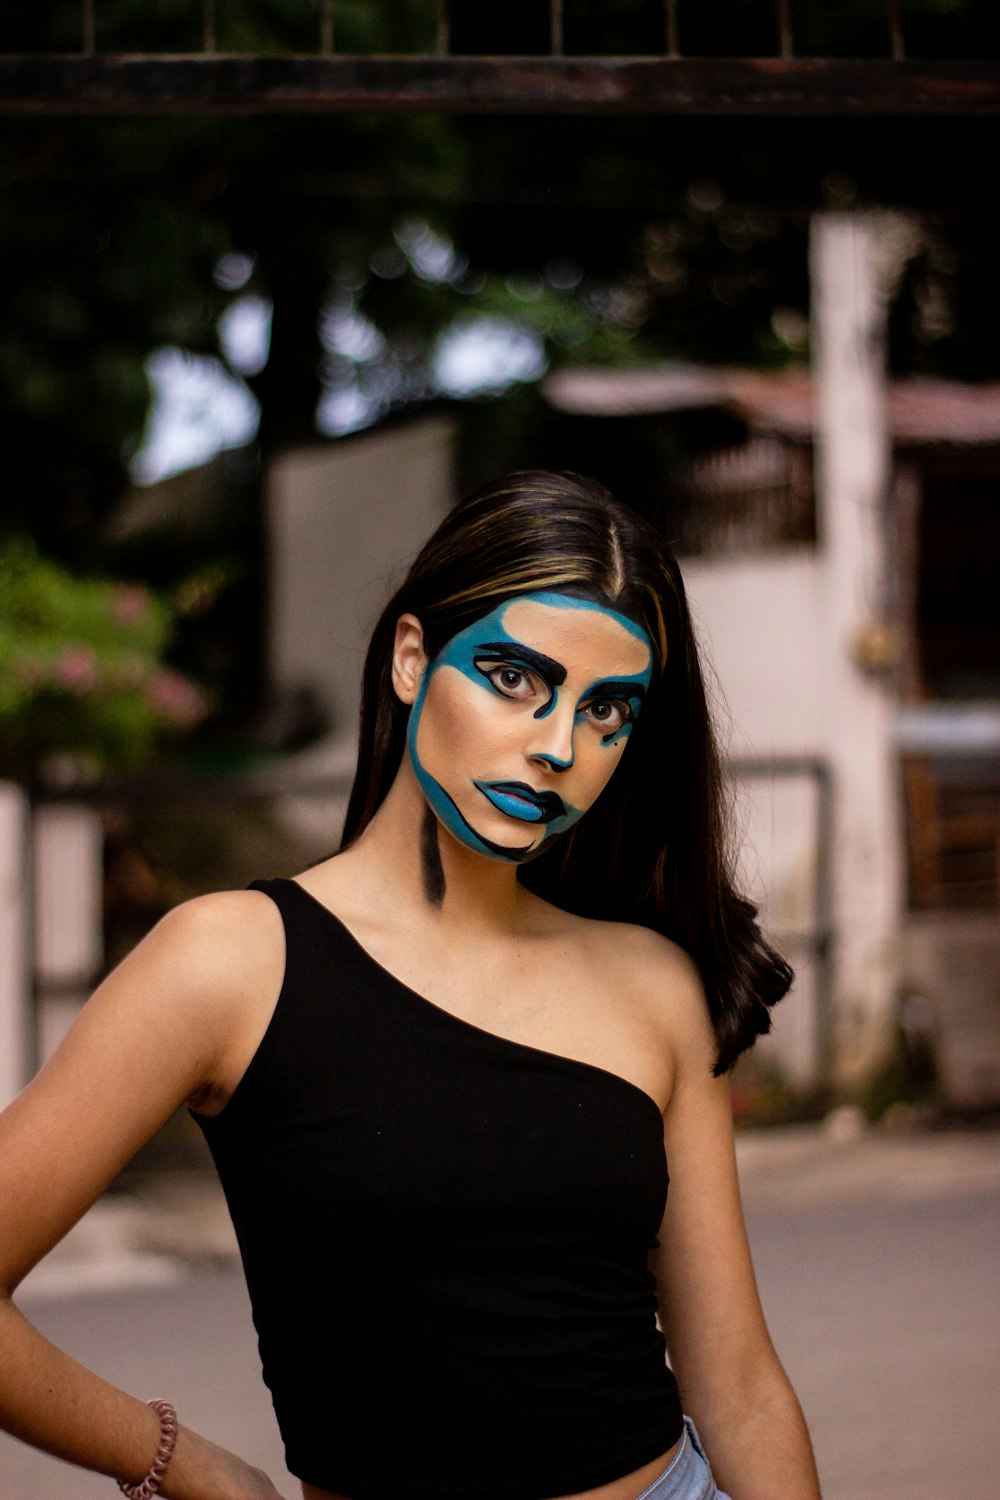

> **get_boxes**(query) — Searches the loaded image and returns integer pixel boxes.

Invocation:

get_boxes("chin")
[464,819,543,862]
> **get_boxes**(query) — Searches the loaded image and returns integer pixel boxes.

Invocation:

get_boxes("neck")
[343,755,530,932]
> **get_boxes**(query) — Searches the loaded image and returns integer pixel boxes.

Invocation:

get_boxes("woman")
[0,470,821,1500]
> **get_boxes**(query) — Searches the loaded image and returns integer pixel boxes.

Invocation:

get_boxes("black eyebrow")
[584,679,648,702]
[473,640,567,686]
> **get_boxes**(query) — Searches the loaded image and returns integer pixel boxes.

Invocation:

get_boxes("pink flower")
[112,584,151,625]
[146,667,209,729]
[56,646,99,692]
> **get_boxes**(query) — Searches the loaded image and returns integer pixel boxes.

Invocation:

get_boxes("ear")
[391,613,428,705]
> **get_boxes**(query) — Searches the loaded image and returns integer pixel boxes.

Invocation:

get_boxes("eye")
[583,699,632,735]
[475,660,540,701]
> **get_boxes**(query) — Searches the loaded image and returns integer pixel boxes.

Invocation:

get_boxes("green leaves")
[0,537,209,780]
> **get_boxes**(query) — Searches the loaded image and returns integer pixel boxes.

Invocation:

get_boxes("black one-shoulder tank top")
[193,876,683,1499]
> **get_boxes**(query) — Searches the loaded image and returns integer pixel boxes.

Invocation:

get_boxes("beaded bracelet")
[117,1399,178,1500]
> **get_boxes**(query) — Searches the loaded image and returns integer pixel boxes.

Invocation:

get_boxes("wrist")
[117,1400,177,1500]
[155,1425,280,1500]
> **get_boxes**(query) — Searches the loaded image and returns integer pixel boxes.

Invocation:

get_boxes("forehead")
[451,591,652,678]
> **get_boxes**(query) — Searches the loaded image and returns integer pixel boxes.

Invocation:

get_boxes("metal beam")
[0,55,997,116]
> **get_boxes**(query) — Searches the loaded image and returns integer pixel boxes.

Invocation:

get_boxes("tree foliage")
[0,0,997,740]
[0,536,207,778]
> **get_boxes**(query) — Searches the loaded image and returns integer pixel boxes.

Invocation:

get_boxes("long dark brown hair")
[341,469,791,1073]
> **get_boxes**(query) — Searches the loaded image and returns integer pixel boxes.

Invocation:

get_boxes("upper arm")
[647,954,777,1415]
[0,889,280,1295]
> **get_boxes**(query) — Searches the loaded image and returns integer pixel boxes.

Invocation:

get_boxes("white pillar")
[0,783,30,1108]
[32,803,105,1065]
[810,212,904,1082]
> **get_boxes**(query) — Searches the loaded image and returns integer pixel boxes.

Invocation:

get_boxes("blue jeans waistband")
[632,1417,731,1500]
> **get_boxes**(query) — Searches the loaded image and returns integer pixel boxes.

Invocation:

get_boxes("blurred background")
[1,5,998,1497]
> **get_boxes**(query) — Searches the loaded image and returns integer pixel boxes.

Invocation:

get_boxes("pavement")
[732,1108,1000,1209]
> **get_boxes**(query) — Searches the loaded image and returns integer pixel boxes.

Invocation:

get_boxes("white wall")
[683,550,824,759]
[268,415,455,742]
[0,792,106,1097]
[0,783,29,1107]
[33,805,105,1066]
[683,553,826,1086]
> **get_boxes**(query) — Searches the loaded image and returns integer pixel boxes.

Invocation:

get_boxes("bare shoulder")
[603,918,701,988]
[567,910,702,996]
[72,888,286,1085]
[563,911,716,1073]
[147,887,284,981]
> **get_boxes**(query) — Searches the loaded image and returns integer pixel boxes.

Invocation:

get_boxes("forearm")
[0,1297,280,1500]
[688,1365,821,1500]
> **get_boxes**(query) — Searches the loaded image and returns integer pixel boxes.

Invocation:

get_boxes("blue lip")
[474,781,566,824]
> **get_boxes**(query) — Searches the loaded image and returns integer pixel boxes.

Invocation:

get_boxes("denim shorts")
[633,1418,732,1500]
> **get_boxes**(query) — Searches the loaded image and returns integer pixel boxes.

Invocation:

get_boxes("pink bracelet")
[117,1399,178,1500]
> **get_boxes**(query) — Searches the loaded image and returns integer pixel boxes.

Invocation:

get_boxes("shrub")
[0,537,208,781]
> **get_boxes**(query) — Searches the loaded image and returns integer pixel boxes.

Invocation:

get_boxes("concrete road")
[2,1127,998,1500]
[747,1188,998,1500]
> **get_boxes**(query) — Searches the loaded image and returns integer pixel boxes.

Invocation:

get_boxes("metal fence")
[0,1,928,60]
[1,3,997,115]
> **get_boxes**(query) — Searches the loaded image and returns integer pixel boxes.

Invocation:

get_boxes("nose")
[526,701,575,773]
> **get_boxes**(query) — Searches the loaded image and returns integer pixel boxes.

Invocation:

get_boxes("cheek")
[414,668,502,775]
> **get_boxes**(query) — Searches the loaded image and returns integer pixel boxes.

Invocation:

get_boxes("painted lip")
[474,780,567,824]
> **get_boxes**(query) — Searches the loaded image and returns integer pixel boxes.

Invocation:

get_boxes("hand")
[159,1427,289,1500]
[223,1461,287,1499]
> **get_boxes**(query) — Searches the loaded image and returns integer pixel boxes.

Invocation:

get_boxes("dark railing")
[11,0,992,62]
[0,3,997,115]
[729,754,835,1083]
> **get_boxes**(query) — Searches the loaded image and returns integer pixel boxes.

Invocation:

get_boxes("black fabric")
[193,876,684,1499]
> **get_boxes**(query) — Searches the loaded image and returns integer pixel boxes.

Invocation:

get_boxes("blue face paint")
[406,591,653,864]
